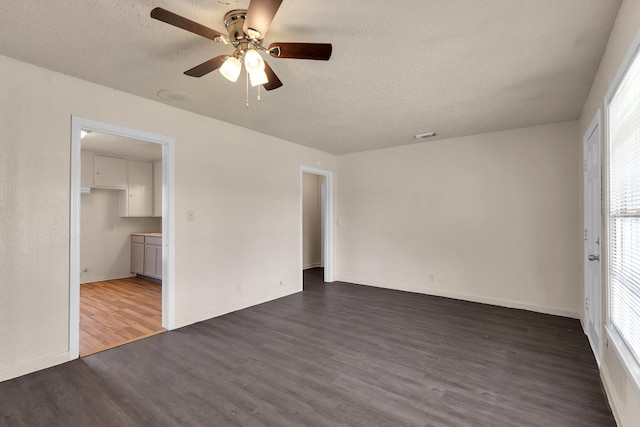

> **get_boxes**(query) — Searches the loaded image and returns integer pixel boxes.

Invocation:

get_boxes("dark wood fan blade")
[263,60,283,91]
[268,43,332,60]
[151,7,227,41]
[184,55,229,77]
[243,0,283,40]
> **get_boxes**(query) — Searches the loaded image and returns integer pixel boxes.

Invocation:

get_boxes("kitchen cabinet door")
[144,245,156,278]
[155,244,163,278]
[81,151,94,188]
[143,237,162,280]
[125,160,153,217]
[131,240,145,275]
[93,155,127,189]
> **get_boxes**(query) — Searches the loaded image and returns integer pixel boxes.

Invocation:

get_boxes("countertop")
[131,232,162,236]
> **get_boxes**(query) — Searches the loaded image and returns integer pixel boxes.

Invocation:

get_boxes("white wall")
[80,188,161,283]
[0,53,337,381]
[302,173,323,269]
[337,121,581,317]
[2,14,637,424]
[578,0,640,424]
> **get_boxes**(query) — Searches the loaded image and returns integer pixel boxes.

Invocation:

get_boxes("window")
[606,30,640,390]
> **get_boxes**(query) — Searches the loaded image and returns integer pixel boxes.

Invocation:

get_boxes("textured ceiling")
[0,0,621,154]
[82,132,162,162]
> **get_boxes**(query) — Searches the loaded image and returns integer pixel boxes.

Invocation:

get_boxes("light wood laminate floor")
[1,268,614,426]
[80,276,165,356]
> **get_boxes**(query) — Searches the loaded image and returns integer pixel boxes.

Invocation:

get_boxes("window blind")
[609,47,640,366]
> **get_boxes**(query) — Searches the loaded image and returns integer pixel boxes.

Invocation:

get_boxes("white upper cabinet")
[122,160,153,217]
[82,152,160,218]
[80,151,94,188]
[93,155,127,189]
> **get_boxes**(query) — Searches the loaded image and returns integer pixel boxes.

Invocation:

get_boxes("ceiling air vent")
[414,132,438,140]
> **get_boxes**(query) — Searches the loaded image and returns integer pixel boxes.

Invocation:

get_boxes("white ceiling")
[82,132,162,162]
[0,0,621,155]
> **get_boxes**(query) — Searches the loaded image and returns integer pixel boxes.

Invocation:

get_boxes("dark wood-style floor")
[80,277,164,356]
[0,269,614,426]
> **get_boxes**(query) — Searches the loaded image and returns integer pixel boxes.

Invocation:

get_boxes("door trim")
[69,116,176,360]
[583,109,602,365]
[300,166,334,283]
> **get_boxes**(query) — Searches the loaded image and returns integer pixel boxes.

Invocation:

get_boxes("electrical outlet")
[429,273,436,283]
[187,210,195,222]
[279,281,284,286]
[437,274,444,283]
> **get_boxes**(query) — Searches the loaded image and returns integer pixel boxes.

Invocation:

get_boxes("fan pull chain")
[245,70,249,109]
[257,85,262,101]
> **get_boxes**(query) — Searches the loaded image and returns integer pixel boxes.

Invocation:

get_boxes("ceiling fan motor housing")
[224,10,250,42]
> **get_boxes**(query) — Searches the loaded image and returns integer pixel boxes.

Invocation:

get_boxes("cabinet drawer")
[145,236,162,246]
[131,235,145,244]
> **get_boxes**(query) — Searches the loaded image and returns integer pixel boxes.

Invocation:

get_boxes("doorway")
[583,110,602,365]
[300,167,333,284]
[303,173,325,270]
[70,117,175,360]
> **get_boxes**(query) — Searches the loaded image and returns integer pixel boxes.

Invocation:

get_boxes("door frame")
[300,166,334,283]
[583,109,602,365]
[69,116,176,360]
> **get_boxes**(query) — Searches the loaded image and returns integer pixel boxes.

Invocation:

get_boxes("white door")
[583,115,602,364]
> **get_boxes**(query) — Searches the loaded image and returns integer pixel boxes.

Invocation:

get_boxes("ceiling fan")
[151,0,332,91]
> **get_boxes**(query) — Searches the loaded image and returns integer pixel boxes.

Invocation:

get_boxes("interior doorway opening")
[79,131,164,356]
[70,117,175,360]
[300,167,333,285]
[303,172,326,270]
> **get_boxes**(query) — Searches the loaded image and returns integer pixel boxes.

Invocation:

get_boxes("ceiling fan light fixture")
[244,48,265,73]
[220,56,242,82]
[249,69,269,87]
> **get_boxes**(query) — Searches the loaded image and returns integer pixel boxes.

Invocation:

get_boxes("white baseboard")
[334,276,579,319]
[303,263,322,270]
[174,287,300,329]
[81,273,135,284]
[0,351,70,383]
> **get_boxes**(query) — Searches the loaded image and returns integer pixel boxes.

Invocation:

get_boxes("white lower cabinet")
[143,237,162,279]
[131,234,162,280]
[131,236,145,275]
